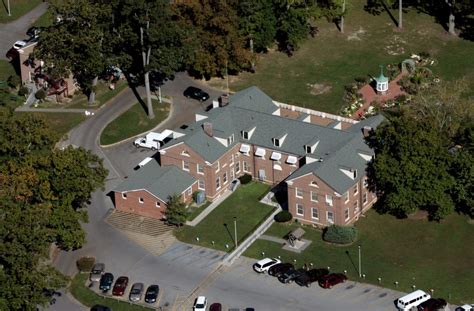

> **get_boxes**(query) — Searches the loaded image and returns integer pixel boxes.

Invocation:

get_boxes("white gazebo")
[375,65,389,95]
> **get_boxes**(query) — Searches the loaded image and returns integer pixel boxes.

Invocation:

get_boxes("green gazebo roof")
[375,65,389,83]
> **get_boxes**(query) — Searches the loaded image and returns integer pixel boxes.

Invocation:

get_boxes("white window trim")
[310,191,318,202]
[364,178,369,188]
[344,191,349,203]
[327,211,334,224]
[216,177,221,190]
[345,208,350,221]
[354,183,359,195]
[235,162,241,173]
[122,193,127,199]
[296,204,304,216]
[243,161,249,173]
[186,187,192,196]
[182,160,190,172]
[198,179,205,190]
[295,187,303,198]
[309,181,319,188]
[223,172,228,184]
[181,150,190,157]
[156,201,161,208]
[325,195,333,207]
[139,197,144,204]
[216,161,220,173]
[363,193,368,205]
[197,164,204,175]
[311,208,319,220]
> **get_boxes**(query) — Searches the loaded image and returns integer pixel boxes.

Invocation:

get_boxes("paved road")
[0,2,48,60]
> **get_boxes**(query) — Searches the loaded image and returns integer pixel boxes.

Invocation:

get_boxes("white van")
[396,290,431,310]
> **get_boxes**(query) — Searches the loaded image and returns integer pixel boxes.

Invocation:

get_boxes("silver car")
[129,283,144,302]
[90,263,105,282]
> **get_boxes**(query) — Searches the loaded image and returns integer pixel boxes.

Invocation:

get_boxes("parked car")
[417,298,447,311]
[144,284,159,304]
[456,305,474,311]
[26,26,43,38]
[99,273,114,292]
[91,305,112,311]
[42,288,62,305]
[318,273,347,289]
[253,257,281,273]
[295,268,330,287]
[278,268,306,284]
[183,86,209,101]
[90,263,105,282]
[193,296,208,311]
[112,276,129,296]
[209,302,222,311]
[129,283,144,302]
[268,263,294,277]
[13,40,27,50]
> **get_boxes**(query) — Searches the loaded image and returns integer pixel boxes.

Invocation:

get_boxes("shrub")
[35,89,46,100]
[323,225,357,244]
[192,191,200,203]
[239,173,252,185]
[7,75,21,88]
[18,86,29,96]
[76,256,95,272]
[274,210,293,223]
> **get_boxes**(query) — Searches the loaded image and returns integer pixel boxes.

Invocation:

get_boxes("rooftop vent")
[362,126,372,138]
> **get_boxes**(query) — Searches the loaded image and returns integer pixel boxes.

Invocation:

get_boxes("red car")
[112,276,129,296]
[318,273,347,289]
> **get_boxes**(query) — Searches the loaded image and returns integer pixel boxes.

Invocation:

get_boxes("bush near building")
[274,210,293,223]
[323,225,357,244]
[239,173,252,184]
[76,257,95,272]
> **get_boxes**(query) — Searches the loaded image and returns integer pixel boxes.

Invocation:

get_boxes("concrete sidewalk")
[186,190,232,227]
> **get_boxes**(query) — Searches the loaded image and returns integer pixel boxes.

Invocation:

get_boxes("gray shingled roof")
[114,158,196,201]
[160,86,385,193]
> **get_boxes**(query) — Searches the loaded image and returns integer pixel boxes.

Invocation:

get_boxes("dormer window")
[242,131,249,140]
[304,140,319,154]
[227,134,234,145]
[305,145,312,153]
[181,150,190,157]
[352,169,357,179]
[273,138,280,147]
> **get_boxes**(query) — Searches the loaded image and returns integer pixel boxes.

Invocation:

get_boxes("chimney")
[219,94,230,107]
[362,126,372,138]
[203,122,213,137]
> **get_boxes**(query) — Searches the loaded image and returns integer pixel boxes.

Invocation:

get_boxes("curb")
[99,97,174,148]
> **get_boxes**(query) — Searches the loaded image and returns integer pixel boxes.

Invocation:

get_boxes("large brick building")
[113,87,384,226]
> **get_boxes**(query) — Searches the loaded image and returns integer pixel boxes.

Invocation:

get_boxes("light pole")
[7,0,11,16]
[358,245,362,278]
[234,217,238,248]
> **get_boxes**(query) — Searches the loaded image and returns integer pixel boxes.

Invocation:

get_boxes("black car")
[295,268,330,287]
[417,298,447,311]
[26,26,42,38]
[91,305,112,311]
[144,284,159,303]
[183,86,209,101]
[268,263,294,277]
[278,268,306,284]
[99,273,114,292]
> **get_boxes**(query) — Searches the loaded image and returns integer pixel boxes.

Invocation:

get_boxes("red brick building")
[113,87,384,225]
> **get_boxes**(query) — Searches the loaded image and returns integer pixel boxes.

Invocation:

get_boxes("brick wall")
[114,190,168,219]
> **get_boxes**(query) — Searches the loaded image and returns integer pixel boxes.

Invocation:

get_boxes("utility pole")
[234,217,238,248]
[398,0,403,29]
[140,19,154,119]
[358,245,362,278]
[7,0,11,16]
[225,61,230,95]
[341,0,346,33]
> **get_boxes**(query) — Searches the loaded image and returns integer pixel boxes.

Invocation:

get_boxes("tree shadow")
[124,73,147,114]
[1,0,8,14]
[223,223,235,247]
[345,250,359,275]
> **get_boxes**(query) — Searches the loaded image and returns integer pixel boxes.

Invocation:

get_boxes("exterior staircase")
[106,210,176,256]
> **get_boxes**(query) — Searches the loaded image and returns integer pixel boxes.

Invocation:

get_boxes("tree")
[111,0,192,118]
[367,115,456,220]
[35,0,112,104]
[176,0,251,77]
[165,194,187,226]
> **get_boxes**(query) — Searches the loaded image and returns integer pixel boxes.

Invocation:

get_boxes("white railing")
[273,101,358,124]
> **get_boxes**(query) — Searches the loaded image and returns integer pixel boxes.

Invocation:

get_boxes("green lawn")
[67,81,129,109]
[209,0,474,114]
[0,60,23,110]
[70,273,153,311]
[0,0,42,23]
[33,9,53,27]
[100,100,170,145]
[175,182,275,252]
[186,201,212,222]
[28,112,86,137]
[244,211,474,304]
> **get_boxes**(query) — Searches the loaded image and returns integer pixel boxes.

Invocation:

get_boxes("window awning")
[255,147,266,157]
[286,155,298,164]
[239,144,250,153]
[270,152,282,161]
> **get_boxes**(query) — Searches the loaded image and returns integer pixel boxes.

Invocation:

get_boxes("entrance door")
[258,169,266,181]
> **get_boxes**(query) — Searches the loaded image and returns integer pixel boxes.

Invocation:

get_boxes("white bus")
[396,290,431,310]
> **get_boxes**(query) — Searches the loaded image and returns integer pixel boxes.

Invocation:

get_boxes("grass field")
[244,210,474,304]
[27,112,86,137]
[175,182,274,252]
[208,0,474,114]
[0,0,42,23]
[100,100,170,145]
[70,273,153,311]
[186,201,211,222]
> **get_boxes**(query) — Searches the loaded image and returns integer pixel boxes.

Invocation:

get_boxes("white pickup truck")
[134,130,171,150]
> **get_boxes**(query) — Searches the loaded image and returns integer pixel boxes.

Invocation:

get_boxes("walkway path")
[353,73,407,119]
[0,2,48,59]
[259,234,286,244]
[186,190,233,227]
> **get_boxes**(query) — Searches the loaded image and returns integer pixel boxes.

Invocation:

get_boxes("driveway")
[0,2,48,59]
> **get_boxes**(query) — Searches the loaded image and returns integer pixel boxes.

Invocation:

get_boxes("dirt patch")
[307,83,332,95]
[468,218,474,225]
[407,210,429,220]
[385,35,406,55]
[347,27,367,41]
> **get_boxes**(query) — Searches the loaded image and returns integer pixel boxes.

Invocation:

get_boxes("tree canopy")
[165,194,188,226]
[367,80,474,220]
[0,112,107,309]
